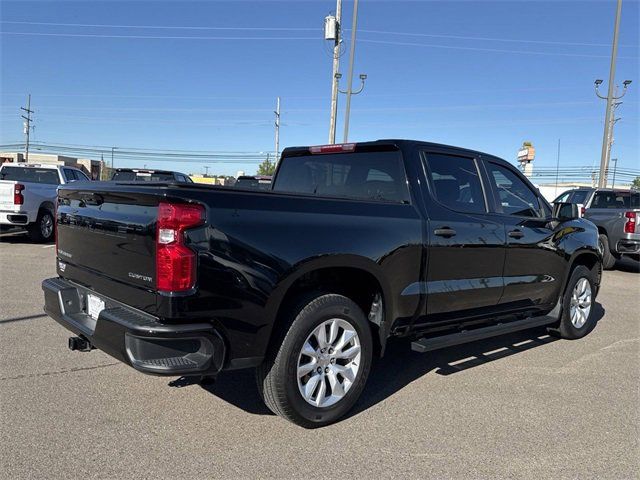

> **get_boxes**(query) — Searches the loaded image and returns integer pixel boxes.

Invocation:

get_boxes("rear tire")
[256,293,373,428]
[598,234,616,270]
[556,265,597,340]
[28,209,54,243]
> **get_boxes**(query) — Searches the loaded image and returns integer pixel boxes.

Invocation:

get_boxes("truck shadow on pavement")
[189,302,606,419]
[614,258,640,273]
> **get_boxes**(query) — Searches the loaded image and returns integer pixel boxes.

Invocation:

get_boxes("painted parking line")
[42,244,56,249]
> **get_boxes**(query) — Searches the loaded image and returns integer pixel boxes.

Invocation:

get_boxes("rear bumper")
[616,236,640,255]
[0,210,32,225]
[42,277,225,376]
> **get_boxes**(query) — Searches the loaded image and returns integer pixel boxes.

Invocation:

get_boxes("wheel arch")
[264,255,393,358]
[39,201,55,214]
[566,249,602,295]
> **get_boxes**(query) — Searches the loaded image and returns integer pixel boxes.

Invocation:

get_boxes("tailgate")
[0,181,16,207]
[56,188,159,291]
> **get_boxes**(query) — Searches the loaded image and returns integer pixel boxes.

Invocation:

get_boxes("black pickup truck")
[42,140,601,427]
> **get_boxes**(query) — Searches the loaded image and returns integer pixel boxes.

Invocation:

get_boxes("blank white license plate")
[87,294,105,320]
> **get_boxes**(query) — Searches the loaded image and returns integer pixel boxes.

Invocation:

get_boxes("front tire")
[28,209,54,243]
[256,293,373,428]
[556,265,597,340]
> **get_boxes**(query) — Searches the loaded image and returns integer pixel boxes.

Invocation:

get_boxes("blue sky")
[1,0,638,177]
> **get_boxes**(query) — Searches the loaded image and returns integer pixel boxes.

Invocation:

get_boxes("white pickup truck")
[0,163,90,242]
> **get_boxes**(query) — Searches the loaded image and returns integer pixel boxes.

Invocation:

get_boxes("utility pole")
[20,94,34,162]
[274,97,281,161]
[554,139,561,197]
[611,158,618,188]
[204,166,210,176]
[343,0,360,143]
[111,147,116,169]
[595,0,626,188]
[327,0,343,144]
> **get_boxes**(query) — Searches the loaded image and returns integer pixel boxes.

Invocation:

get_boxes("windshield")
[0,167,60,185]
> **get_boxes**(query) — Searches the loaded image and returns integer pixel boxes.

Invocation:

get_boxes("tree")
[257,156,276,176]
[632,176,640,189]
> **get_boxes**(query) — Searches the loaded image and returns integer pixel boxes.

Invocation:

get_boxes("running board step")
[411,315,557,353]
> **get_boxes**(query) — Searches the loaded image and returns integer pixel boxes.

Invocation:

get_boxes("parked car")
[0,163,89,242]
[553,187,640,268]
[43,140,601,427]
[111,168,193,183]
[234,175,272,190]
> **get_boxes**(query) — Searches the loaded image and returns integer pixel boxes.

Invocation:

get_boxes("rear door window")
[423,153,486,213]
[568,190,590,205]
[273,151,410,203]
[63,168,78,182]
[0,167,60,185]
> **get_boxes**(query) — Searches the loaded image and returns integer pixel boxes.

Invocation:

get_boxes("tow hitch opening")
[68,336,94,352]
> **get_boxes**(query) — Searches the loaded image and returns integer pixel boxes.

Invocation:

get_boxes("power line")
[0,21,318,31]
[1,32,319,41]
[358,39,638,60]
[4,31,634,59]
[357,29,636,49]
[3,21,635,48]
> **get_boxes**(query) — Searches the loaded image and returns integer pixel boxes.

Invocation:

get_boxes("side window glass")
[592,192,626,209]
[486,162,542,217]
[76,170,90,181]
[423,153,486,213]
[64,169,77,182]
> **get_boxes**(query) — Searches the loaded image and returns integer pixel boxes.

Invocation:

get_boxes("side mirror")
[553,202,583,221]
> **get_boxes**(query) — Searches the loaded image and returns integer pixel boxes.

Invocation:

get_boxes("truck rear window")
[273,151,409,203]
[112,171,176,182]
[0,167,60,185]
[592,191,640,209]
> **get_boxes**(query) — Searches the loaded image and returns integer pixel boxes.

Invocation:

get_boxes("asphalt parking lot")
[1,229,638,479]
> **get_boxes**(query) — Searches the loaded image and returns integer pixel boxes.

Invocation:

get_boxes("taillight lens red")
[624,211,637,234]
[580,206,586,217]
[14,184,24,205]
[156,202,205,292]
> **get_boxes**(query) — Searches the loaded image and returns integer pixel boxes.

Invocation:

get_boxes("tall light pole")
[111,146,116,169]
[327,0,343,144]
[343,0,360,143]
[595,0,625,188]
[595,79,631,186]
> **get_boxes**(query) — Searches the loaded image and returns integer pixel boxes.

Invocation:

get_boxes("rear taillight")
[14,184,24,205]
[309,143,356,154]
[580,206,586,217]
[624,211,637,234]
[156,202,205,292]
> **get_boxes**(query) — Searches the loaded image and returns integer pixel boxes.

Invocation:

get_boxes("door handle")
[434,227,457,238]
[508,229,525,239]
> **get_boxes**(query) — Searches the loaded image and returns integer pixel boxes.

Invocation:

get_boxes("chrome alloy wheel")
[570,277,592,328]
[296,318,361,408]
[41,214,53,239]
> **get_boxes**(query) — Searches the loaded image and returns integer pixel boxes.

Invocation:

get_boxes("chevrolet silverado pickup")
[0,163,90,242]
[553,187,640,268]
[42,140,602,427]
